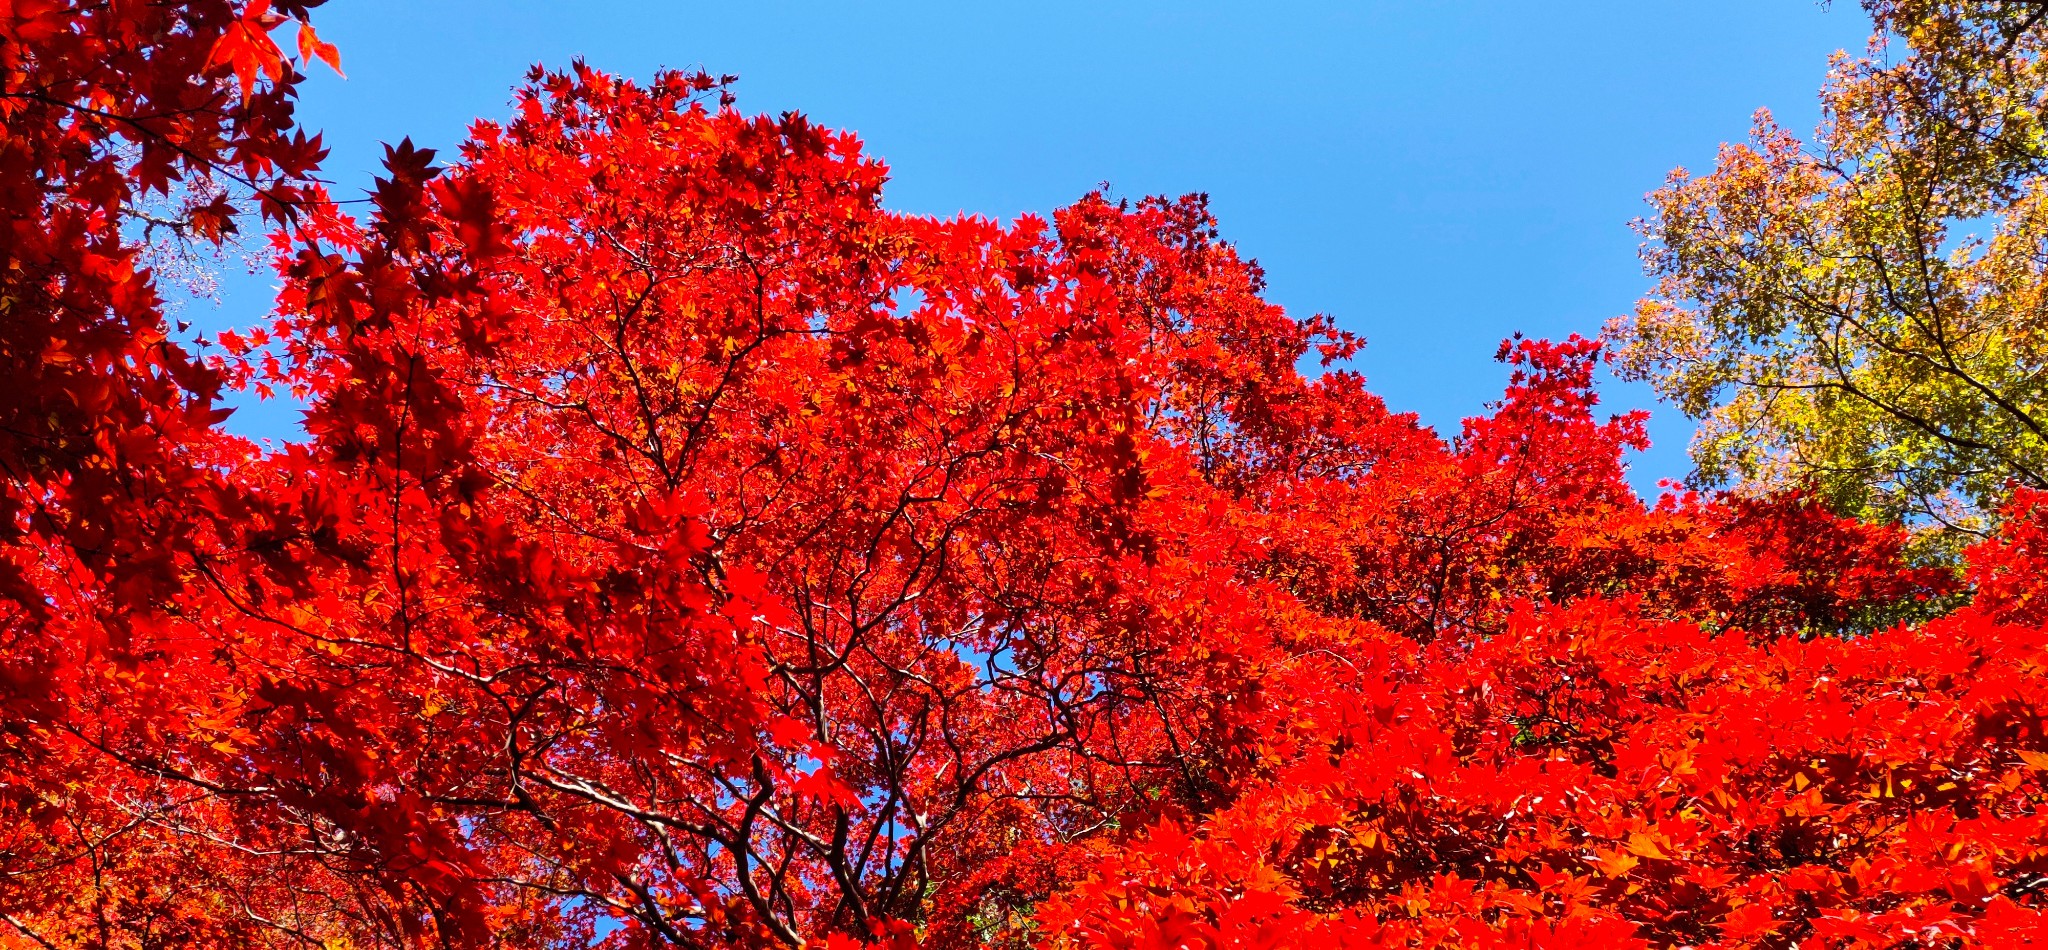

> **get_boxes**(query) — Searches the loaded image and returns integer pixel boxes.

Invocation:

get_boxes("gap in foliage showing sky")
[199,0,1873,499]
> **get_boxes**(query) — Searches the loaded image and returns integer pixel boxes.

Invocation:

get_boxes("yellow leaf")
[1624,832,1670,861]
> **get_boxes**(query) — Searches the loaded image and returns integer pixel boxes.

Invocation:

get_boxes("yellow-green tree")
[1610,0,2048,542]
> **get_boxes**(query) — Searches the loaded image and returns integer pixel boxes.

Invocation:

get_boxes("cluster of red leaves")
[4,5,2046,949]
[1035,553,2048,949]
[0,1,372,946]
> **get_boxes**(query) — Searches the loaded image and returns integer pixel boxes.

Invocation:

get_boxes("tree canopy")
[1611,0,2048,543]
[3,3,2047,949]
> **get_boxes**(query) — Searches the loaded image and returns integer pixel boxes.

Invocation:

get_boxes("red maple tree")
[3,5,2045,949]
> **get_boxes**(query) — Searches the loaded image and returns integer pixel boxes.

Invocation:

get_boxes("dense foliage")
[3,2,2046,948]
[1611,0,2048,540]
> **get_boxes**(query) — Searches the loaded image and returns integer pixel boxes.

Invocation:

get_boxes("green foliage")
[1610,0,2048,541]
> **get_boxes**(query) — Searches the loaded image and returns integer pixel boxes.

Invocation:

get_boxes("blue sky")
[205,0,1874,496]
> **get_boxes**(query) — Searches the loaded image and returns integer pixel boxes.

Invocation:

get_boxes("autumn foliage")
[4,3,2048,949]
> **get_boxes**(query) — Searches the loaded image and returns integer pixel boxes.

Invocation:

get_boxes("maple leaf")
[296,20,342,76]
[206,0,288,101]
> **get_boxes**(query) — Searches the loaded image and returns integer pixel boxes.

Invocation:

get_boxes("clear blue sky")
[205,0,1874,496]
